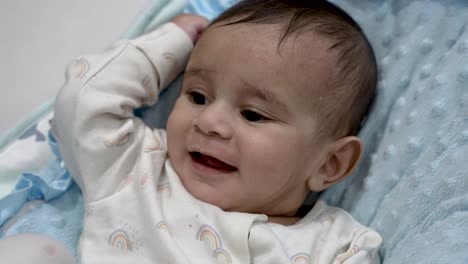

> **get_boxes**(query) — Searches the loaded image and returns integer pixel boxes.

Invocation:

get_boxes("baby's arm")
[53,15,208,202]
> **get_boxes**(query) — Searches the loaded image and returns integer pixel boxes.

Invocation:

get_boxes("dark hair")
[212,0,377,137]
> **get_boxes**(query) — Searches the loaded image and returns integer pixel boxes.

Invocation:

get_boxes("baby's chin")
[175,171,239,210]
[168,154,301,216]
[181,175,229,206]
[179,175,303,218]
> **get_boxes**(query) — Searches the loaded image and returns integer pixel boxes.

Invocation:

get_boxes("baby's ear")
[307,136,362,192]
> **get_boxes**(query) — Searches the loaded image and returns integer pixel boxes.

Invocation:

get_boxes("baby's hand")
[172,14,210,44]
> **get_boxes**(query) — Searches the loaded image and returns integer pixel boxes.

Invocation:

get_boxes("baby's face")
[167,21,336,216]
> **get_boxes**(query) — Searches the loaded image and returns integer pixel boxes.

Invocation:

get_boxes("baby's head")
[167,0,377,217]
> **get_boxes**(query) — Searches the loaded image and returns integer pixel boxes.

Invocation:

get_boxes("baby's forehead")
[209,21,336,64]
[193,21,339,100]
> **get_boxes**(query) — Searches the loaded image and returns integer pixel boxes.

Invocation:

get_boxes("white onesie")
[53,22,382,263]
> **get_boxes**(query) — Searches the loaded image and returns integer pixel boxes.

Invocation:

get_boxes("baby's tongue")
[199,154,236,171]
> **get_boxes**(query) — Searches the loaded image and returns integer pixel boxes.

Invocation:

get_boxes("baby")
[0,0,382,263]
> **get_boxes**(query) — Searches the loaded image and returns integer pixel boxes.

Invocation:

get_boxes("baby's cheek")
[167,103,190,140]
[245,136,291,170]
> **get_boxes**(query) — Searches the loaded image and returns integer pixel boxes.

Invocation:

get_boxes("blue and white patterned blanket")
[0,0,467,262]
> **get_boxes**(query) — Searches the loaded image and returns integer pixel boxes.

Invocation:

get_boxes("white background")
[0,0,148,134]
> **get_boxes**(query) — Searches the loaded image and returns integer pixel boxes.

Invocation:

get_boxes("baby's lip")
[190,151,237,172]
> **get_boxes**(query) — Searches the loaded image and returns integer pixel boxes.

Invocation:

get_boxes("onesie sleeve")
[52,23,193,202]
[332,229,383,264]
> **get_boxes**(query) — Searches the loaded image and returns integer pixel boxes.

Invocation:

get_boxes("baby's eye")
[188,91,208,105]
[241,110,268,122]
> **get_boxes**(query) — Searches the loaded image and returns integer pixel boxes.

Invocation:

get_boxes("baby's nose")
[192,103,233,139]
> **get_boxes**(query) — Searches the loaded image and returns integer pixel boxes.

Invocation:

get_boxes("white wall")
[0,0,147,134]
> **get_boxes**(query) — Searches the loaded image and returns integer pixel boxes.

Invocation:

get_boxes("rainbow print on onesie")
[291,253,311,264]
[108,229,133,251]
[196,224,232,263]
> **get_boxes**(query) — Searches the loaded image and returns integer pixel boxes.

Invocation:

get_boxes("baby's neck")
[266,204,313,225]
[267,216,302,226]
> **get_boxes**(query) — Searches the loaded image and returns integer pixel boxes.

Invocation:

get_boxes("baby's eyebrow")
[240,80,289,114]
[184,67,214,79]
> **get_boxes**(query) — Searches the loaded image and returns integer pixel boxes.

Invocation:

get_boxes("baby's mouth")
[190,152,237,172]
